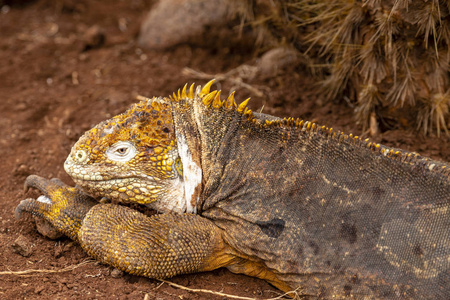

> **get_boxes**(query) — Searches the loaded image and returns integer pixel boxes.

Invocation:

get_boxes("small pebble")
[11,235,33,257]
[82,25,105,50]
[35,216,64,240]
[257,47,299,79]
[111,268,124,278]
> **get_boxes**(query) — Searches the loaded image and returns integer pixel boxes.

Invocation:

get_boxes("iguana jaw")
[64,157,160,201]
[64,144,190,213]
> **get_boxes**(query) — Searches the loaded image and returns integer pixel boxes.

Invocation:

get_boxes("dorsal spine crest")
[212,90,222,108]
[199,79,215,97]
[188,83,195,98]
[226,91,236,108]
[164,81,450,177]
[181,84,188,99]
[202,91,217,106]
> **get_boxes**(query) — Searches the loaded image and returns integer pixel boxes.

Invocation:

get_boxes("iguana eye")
[106,141,137,162]
[116,147,128,155]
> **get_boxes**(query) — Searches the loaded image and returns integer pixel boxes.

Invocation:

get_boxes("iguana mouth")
[64,154,159,183]
[70,173,156,183]
[65,160,132,182]
[68,172,108,182]
[71,176,161,195]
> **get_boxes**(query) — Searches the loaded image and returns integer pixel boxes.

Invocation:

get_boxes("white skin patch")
[104,127,114,134]
[37,195,52,204]
[176,132,202,213]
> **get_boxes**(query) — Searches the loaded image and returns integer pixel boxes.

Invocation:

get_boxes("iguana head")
[64,80,245,213]
[64,97,186,212]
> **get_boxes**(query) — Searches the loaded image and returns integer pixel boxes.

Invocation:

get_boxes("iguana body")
[16,81,449,299]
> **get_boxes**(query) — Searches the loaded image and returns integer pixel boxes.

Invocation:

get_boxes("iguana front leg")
[15,175,234,279]
[80,204,230,278]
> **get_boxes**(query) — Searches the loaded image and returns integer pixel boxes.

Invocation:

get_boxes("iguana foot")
[16,175,97,241]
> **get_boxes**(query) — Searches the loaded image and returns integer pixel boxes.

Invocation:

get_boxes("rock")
[11,234,33,257]
[81,25,105,51]
[34,285,45,294]
[54,243,64,258]
[256,47,299,79]
[110,268,124,278]
[35,216,64,240]
[13,164,32,177]
[138,0,231,50]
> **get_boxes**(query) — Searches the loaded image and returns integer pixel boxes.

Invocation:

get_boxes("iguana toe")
[15,198,51,220]
[24,175,67,195]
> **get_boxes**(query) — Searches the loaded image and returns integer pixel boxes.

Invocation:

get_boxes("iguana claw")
[23,175,67,195]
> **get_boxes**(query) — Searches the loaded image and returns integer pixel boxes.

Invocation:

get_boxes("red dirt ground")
[0,1,448,299]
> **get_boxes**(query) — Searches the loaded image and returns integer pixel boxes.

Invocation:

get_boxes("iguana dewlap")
[16,81,449,299]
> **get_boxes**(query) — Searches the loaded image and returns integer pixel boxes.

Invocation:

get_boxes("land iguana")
[16,81,449,299]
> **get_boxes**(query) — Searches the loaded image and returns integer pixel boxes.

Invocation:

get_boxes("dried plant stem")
[0,259,94,276]
[156,278,302,300]
[2,260,302,299]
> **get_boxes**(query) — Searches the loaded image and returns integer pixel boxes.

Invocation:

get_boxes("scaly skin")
[16,81,449,299]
